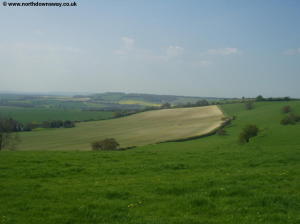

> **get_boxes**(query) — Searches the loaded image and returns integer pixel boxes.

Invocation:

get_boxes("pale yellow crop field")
[18,105,224,151]
[118,100,161,107]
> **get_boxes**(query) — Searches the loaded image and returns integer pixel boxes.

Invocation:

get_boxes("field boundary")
[157,116,232,144]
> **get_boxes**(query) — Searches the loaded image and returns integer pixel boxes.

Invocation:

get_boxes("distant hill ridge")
[0,91,233,111]
[89,92,229,104]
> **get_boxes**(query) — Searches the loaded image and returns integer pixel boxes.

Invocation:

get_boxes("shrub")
[63,120,75,128]
[281,115,295,125]
[195,100,209,107]
[91,138,120,151]
[282,105,291,114]
[161,102,171,109]
[256,95,264,101]
[42,120,75,129]
[239,125,259,143]
[280,114,300,125]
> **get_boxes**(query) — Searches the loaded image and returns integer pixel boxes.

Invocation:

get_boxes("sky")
[0,0,300,98]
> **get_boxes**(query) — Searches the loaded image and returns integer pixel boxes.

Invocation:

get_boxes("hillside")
[18,105,224,151]
[0,101,299,224]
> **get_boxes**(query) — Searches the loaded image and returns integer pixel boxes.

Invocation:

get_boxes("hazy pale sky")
[0,0,300,97]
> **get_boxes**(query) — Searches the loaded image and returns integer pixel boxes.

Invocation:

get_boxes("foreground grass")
[0,101,300,224]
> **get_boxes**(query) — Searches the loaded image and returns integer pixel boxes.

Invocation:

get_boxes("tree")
[195,100,209,107]
[280,113,300,125]
[239,124,259,143]
[63,120,75,128]
[161,102,171,109]
[91,138,120,151]
[42,120,75,129]
[0,118,21,151]
[256,95,264,101]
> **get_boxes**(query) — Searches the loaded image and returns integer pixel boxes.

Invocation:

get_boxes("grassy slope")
[0,106,113,124]
[0,101,299,224]
[18,106,223,151]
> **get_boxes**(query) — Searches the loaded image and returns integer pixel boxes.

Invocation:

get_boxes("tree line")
[0,118,21,150]
[0,117,76,132]
[0,117,76,150]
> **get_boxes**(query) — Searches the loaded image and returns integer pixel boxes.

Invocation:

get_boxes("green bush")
[281,114,300,125]
[282,105,292,114]
[91,138,120,151]
[239,125,259,143]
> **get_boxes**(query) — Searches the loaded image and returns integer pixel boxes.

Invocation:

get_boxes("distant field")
[18,105,224,150]
[1,101,299,224]
[41,96,91,102]
[0,92,225,110]
[0,106,113,123]
[118,100,161,107]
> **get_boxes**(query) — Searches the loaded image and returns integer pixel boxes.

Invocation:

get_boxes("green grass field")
[17,105,224,151]
[0,101,299,224]
[0,106,113,124]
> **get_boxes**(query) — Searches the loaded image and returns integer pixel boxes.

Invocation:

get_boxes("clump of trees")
[175,100,210,108]
[195,100,209,107]
[281,113,300,125]
[161,102,171,109]
[91,138,120,151]
[113,109,142,118]
[255,95,264,102]
[41,120,75,129]
[0,118,76,133]
[22,120,76,131]
[239,125,259,143]
[280,105,300,125]
[0,117,21,150]
[255,95,291,102]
